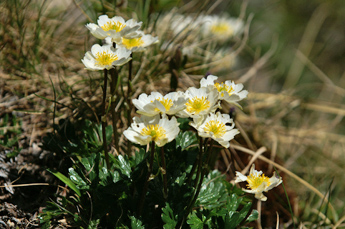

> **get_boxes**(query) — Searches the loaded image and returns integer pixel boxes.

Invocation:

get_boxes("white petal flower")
[132,91,187,117]
[177,87,220,122]
[191,112,239,148]
[82,44,132,70]
[124,114,180,147]
[200,75,248,106]
[86,15,142,42]
[234,164,283,201]
[117,31,159,52]
[201,15,244,42]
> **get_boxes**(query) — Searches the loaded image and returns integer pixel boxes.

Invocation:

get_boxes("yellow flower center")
[215,82,234,97]
[210,23,233,35]
[246,173,271,190]
[122,37,144,49]
[140,124,166,141]
[204,120,226,138]
[101,21,126,32]
[185,96,210,114]
[153,98,173,112]
[95,51,118,67]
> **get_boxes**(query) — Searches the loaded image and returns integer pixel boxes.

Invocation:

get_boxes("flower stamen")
[140,124,166,141]
[101,21,126,32]
[204,120,226,138]
[95,51,118,67]
[210,23,233,35]
[185,96,210,114]
[246,174,271,190]
[215,82,234,97]
[122,37,144,49]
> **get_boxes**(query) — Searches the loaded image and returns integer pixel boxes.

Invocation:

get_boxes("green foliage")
[162,203,178,229]
[0,113,22,158]
[40,121,257,228]
[186,171,258,229]
[41,119,112,157]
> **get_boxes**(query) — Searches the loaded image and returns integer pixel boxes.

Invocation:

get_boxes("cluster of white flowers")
[124,74,247,148]
[82,15,159,71]
[157,13,244,73]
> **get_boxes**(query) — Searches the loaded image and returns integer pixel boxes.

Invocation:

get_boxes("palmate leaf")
[225,199,252,228]
[162,203,178,229]
[129,216,145,229]
[186,212,205,229]
[113,155,132,179]
[196,170,228,209]
[175,130,197,150]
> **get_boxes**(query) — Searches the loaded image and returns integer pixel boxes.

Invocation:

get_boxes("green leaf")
[68,168,89,190]
[162,203,178,229]
[114,155,132,178]
[88,219,100,229]
[47,169,81,196]
[187,212,204,229]
[196,171,228,209]
[228,193,242,211]
[175,131,197,150]
[129,215,145,229]
[225,196,252,228]
[245,209,259,223]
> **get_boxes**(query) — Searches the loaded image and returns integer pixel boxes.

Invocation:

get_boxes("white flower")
[170,14,194,36]
[234,164,283,201]
[200,75,248,106]
[117,31,159,52]
[201,15,244,41]
[82,44,131,70]
[124,114,180,147]
[86,15,142,42]
[177,87,220,121]
[191,112,239,148]
[132,91,187,117]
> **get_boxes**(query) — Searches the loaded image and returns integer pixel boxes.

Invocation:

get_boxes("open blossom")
[132,91,187,117]
[177,87,220,121]
[116,31,159,52]
[82,44,131,70]
[201,15,244,41]
[200,75,248,107]
[124,114,180,147]
[86,15,142,42]
[235,164,283,201]
[191,112,239,148]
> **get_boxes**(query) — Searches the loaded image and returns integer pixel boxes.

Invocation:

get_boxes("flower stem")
[110,42,119,153]
[127,53,133,156]
[257,200,262,229]
[160,147,168,199]
[138,141,156,216]
[102,69,110,170]
[110,67,119,153]
[180,139,214,227]
[193,137,204,187]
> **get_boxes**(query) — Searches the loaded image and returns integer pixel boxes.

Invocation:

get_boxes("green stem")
[127,54,133,156]
[193,137,204,187]
[110,68,119,153]
[102,69,110,170]
[180,139,214,227]
[160,147,168,199]
[138,141,156,216]
[110,42,119,153]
